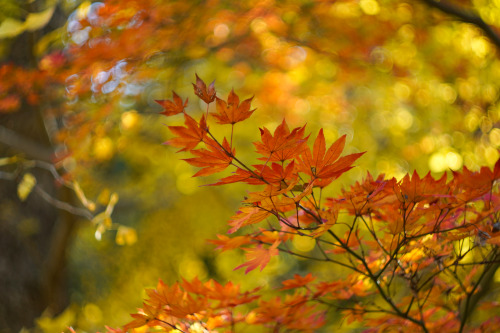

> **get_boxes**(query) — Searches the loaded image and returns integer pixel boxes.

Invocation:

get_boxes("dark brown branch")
[419,0,500,50]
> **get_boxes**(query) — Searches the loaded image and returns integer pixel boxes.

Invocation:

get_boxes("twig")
[34,185,94,220]
[419,0,500,51]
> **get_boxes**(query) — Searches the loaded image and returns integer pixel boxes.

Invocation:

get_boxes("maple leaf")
[227,206,271,233]
[151,280,208,319]
[337,172,397,216]
[310,206,338,238]
[254,229,292,243]
[184,137,234,177]
[212,161,297,188]
[209,167,256,186]
[313,281,343,298]
[253,119,309,162]
[394,171,448,204]
[327,230,362,254]
[297,129,364,183]
[167,114,207,152]
[281,273,316,290]
[343,304,365,324]
[234,240,280,274]
[208,234,252,251]
[193,73,216,104]
[122,312,150,331]
[253,161,297,186]
[451,165,499,204]
[181,277,212,296]
[207,280,261,307]
[212,89,255,125]
[123,302,161,331]
[155,91,187,116]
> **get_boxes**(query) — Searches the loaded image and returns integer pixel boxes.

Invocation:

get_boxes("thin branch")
[419,0,500,50]
[34,185,94,220]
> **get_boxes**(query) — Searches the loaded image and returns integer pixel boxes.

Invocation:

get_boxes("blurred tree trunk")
[0,2,75,332]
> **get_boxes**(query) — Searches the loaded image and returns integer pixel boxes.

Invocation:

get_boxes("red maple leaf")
[253,119,309,162]
[193,73,216,104]
[395,171,448,204]
[166,114,207,152]
[297,129,364,182]
[253,161,297,186]
[184,137,234,177]
[209,167,257,186]
[155,91,187,116]
[212,89,255,125]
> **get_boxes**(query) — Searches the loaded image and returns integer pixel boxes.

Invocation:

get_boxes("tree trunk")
[0,2,75,331]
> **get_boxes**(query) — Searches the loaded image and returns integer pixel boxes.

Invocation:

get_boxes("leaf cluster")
[118,77,500,332]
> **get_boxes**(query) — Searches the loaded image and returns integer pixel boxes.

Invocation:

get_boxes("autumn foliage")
[114,76,500,332]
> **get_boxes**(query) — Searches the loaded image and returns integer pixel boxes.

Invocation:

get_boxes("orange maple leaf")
[253,161,297,186]
[156,91,187,116]
[253,119,308,162]
[193,73,216,104]
[207,280,261,307]
[234,241,280,274]
[184,137,234,177]
[151,280,207,319]
[212,89,255,125]
[297,129,364,183]
[181,276,212,295]
[208,234,252,251]
[122,312,150,331]
[211,162,297,187]
[166,114,207,152]
[209,167,256,186]
[395,171,448,204]
[123,302,161,331]
[227,206,271,233]
[281,273,316,290]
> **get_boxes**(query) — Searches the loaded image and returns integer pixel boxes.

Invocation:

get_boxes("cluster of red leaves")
[0,63,55,113]
[0,52,68,113]
[120,76,500,332]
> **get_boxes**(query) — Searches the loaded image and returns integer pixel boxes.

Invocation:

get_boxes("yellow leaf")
[116,226,137,246]
[23,6,55,32]
[0,18,24,39]
[17,173,36,201]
